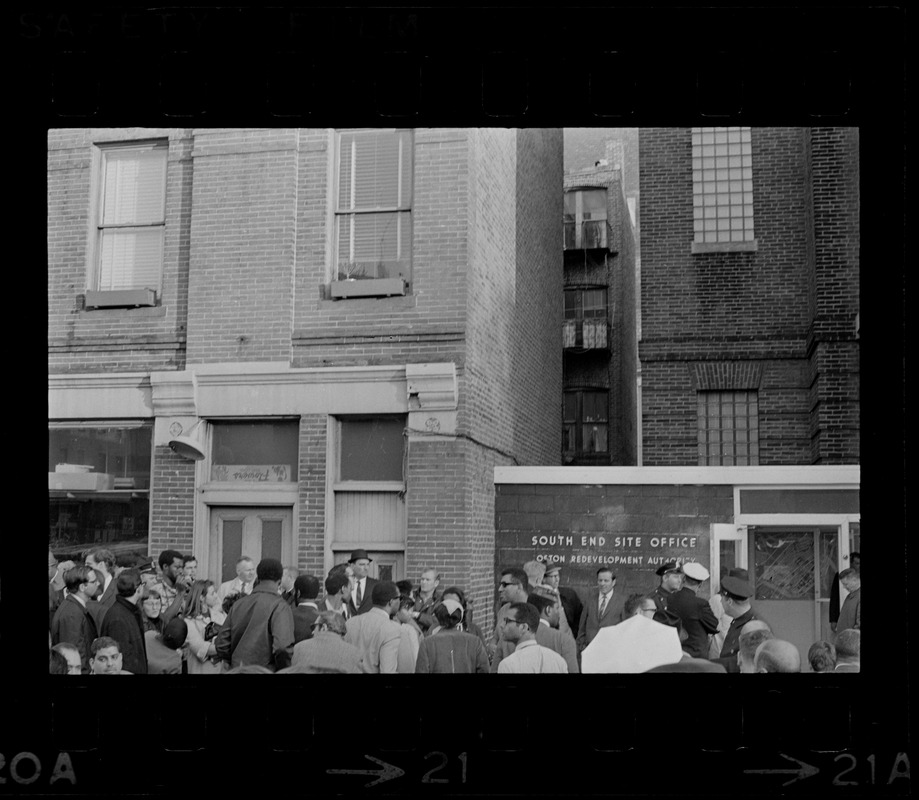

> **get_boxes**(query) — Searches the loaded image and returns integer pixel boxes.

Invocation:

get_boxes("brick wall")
[149,446,196,557]
[296,415,328,576]
[185,128,299,364]
[48,128,192,374]
[638,127,858,466]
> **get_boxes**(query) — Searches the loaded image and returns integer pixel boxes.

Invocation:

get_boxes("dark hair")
[162,618,189,649]
[433,602,463,629]
[183,555,198,565]
[64,565,95,594]
[508,602,540,631]
[527,592,554,615]
[371,581,400,606]
[327,562,351,579]
[597,566,615,578]
[49,650,69,675]
[325,573,350,596]
[222,591,244,615]
[834,629,860,660]
[185,580,215,618]
[294,574,320,601]
[396,579,414,596]
[807,640,837,672]
[256,558,284,583]
[739,629,774,662]
[838,567,859,581]
[623,592,647,617]
[115,568,142,598]
[91,636,121,655]
[158,549,184,571]
[500,567,530,593]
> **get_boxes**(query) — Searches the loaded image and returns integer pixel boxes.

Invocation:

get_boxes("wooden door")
[209,506,293,583]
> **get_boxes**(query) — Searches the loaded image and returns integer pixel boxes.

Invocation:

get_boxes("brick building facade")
[48,127,563,634]
[638,127,859,467]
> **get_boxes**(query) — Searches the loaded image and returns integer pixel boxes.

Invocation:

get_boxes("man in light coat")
[344,581,402,673]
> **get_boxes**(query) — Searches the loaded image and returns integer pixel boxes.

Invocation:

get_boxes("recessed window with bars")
[691,127,754,244]
[94,141,167,292]
[697,390,759,465]
[563,389,609,460]
[335,130,413,285]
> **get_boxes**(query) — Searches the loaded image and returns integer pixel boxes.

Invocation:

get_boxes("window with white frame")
[697,390,759,465]
[93,141,167,292]
[691,127,754,244]
[335,130,413,286]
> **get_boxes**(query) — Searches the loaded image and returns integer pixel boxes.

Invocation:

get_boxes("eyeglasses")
[504,617,518,625]
[498,581,519,588]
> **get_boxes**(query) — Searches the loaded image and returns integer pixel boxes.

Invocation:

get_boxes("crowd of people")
[48,546,861,675]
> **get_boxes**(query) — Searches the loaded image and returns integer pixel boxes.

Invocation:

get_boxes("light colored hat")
[543,562,561,576]
[681,562,710,582]
[441,598,464,619]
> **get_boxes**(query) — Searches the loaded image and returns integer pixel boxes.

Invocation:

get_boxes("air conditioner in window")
[84,288,157,308]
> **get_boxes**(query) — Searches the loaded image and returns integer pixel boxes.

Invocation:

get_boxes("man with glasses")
[51,565,101,673]
[491,568,530,667]
[623,593,658,619]
[497,603,568,674]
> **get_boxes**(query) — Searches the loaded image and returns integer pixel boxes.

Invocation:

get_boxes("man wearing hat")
[347,549,378,617]
[649,562,683,611]
[542,562,584,635]
[667,561,720,659]
[711,569,763,673]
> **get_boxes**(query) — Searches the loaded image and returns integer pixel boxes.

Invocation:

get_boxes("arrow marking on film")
[745,753,820,787]
[327,755,405,787]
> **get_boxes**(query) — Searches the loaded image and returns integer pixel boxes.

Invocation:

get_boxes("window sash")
[96,142,167,292]
[563,390,609,456]
[691,127,754,244]
[697,390,759,465]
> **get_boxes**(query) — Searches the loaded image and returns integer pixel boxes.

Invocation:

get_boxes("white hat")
[681,562,710,582]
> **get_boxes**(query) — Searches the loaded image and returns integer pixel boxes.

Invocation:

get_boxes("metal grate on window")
[697,390,759,465]
[691,127,754,244]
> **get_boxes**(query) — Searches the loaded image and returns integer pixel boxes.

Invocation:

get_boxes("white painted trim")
[49,372,153,419]
[323,416,336,575]
[735,514,859,526]
[494,465,860,486]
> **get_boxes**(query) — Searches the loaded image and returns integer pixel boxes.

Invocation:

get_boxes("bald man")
[753,639,801,673]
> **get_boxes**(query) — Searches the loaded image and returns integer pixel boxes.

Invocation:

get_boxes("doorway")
[209,506,294,583]
[750,527,839,651]
[331,549,404,582]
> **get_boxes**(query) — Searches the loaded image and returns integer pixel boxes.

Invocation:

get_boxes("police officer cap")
[681,562,710,582]
[655,561,682,577]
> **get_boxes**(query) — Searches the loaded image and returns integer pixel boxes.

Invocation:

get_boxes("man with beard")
[51,565,101,674]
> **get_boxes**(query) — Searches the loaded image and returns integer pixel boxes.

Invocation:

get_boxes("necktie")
[356,582,363,608]
[599,593,608,617]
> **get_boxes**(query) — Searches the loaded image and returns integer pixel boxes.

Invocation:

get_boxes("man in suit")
[288,611,364,674]
[577,567,622,652]
[85,548,118,626]
[543,562,583,635]
[217,556,256,603]
[344,581,402,673]
[51,565,101,673]
[711,571,765,673]
[347,549,377,617]
[667,561,721,658]
[48,550,74,632]
[99,568,148,674]
[527,592,579,673]
[836,568,861,634]
[292,574,322,643]
[833,629,860,673]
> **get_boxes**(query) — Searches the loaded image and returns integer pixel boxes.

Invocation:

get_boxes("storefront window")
[48,423,152,562]
[211,420,299,482]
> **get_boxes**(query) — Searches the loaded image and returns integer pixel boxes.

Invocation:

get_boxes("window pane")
[222,519,243,582]
[102,146,166,225]
[49,425,152,489]
[340,418,404,481]
[581,189,607,220]
[583,424,608,453]
[754,531,815,600]
[261,519,282,563]
[339,131,412,211]
[98,228,163,291]
[211,421,299,481]
[50,496,150,563]
[563,393,578,421]
[336,212,411,279]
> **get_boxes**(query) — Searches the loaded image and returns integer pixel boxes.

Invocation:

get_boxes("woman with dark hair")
[440,586,488,650]
[414,599,489,674]
[184,580,226,675]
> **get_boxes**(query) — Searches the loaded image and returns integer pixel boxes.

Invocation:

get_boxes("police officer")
[649,562,683,611]
[666,561,720,658]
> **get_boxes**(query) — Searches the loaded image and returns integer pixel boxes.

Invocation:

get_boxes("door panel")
[331,550,404,582]
[210,507,293,584]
